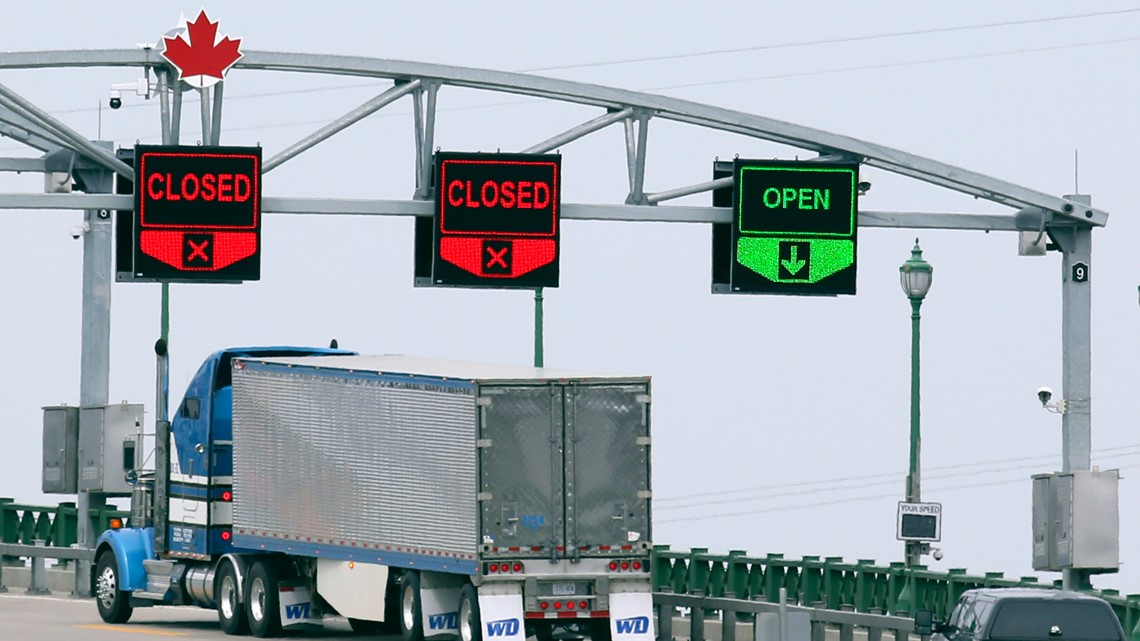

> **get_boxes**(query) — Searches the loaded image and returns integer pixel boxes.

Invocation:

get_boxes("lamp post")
[900,239,933,567]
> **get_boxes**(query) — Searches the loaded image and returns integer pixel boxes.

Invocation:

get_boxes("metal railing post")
[28,539,49,595]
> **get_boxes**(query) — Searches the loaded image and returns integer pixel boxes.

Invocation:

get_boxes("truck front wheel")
[244,560,282,638]
[94,550,133,624]
[216,560,250,635]
[458,584,482,641]
[399,571,424,641]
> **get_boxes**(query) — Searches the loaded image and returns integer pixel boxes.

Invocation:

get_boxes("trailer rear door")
[478,382,650,558]
[565,383,651,555]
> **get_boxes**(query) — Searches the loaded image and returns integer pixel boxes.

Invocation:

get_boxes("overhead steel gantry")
[0,49,1104,592]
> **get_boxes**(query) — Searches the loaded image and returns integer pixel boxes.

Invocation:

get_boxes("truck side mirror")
[914,610,935,636]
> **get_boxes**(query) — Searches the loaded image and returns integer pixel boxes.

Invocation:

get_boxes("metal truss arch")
[0,48,1107,226]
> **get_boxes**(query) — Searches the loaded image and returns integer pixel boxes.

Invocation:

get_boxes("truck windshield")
[988,602,1121,641]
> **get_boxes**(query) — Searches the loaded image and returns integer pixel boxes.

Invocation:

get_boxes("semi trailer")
[93,345,655,641]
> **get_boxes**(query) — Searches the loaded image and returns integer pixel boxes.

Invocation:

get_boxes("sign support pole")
[1055,195,1095,590]
[76,194,113,596]
[533,288,544,368]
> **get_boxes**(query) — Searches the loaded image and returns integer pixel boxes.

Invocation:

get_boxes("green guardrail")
[651,546,1140,641]
[0,498,129,550]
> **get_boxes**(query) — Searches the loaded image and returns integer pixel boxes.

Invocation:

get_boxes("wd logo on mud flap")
[284,603,310,620]
[429,612,459,630]
[615,616,650,635]
[485,618,521,637]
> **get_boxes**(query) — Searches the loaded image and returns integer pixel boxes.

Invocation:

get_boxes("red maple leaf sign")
[161,10,243,88]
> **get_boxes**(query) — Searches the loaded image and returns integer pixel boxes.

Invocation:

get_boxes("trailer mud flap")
[608,592,654,641]
[478,593,525,641]
[421,582,462,637]
[279,583,317,628]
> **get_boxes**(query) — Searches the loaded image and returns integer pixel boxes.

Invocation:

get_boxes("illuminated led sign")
[420,152,560,288]
[727,159,858,295]
[130,145,261,282]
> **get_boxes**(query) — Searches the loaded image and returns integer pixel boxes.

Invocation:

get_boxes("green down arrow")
[737,238,855,283]
[781,245,806,275]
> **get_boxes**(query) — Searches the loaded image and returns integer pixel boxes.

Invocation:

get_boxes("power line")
[654,443,1140,503]
[654,449,1140,512]
[655,463,1137,524]
[649,35,1140,93]
[524,7,1140,72]
[21,8,1140,122]
[4,26,1137,156]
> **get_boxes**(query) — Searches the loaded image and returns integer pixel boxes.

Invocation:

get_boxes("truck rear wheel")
[457,584,481,641]
[244,560,282,638]
[399,571,424,641]
[216,560,250,635]
[94,550,133,624]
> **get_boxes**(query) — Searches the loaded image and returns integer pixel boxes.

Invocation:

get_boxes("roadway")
[0,592,366,640]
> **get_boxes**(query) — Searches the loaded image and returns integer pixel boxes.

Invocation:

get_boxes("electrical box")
[42,405,80,494]
[78,403,144,495]
[1032,469,1119,572]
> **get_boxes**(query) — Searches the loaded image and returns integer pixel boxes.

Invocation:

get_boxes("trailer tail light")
[553,601,562,610]
[221,530,232,542]
[580,601,588,610]
[567,601,575,610]
[540,601,549,610]
[222,490,233,502]
[608,558,649,573]
[108,518,123,530]
[485,562,525,575]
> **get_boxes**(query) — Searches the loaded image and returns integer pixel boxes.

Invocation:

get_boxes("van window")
[988,601,1121,641]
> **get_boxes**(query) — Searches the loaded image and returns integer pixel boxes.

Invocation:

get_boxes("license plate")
[552,582,576,596]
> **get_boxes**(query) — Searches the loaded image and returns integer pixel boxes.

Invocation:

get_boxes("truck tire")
[216,560,250,635]
[94,550,133,624]
[244,560,282,638]
[399,571,424,641]
[457,583,482,641]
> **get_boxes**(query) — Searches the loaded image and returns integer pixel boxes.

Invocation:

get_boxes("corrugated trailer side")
[230,357,481,574]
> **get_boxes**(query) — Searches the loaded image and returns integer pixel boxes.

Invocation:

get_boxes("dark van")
[919,588,1126,641]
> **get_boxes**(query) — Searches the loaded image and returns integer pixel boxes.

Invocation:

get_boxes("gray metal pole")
[199,86,211,144]
[534,289,544,368]
[76,203,113,596]
[210,81,224,145]
[1058,195,1094,590]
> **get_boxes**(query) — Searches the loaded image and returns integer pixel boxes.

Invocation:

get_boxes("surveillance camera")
[857,180,872,194]
[70,225,85,240]
[109,90,122,110]
[931,547,944,561]
[1037,386,1053,405]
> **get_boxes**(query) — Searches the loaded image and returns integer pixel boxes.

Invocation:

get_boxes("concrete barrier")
[0,566,81,596]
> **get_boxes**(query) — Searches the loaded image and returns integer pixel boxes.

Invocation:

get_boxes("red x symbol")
[486,246,508,269]
[187,239,210,262]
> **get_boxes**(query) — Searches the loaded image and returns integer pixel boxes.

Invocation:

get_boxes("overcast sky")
[1,2,1137,594]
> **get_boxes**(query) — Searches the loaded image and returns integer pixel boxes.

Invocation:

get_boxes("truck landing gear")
[95,551,133,624]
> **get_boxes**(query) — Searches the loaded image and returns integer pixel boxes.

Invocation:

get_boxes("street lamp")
[900,239,933,567]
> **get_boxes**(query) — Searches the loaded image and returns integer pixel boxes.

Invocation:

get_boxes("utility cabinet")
[42,405,80,493]
[1032,469,1119,572]
[78,403,145,495]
